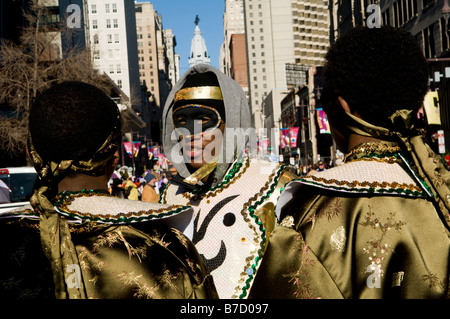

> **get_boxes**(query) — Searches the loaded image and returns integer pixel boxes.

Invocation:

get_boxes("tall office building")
[164,29,180,86]
[87,0,140,102]
[135,2,162,106]
[244,0,293,130]
[221,0,248,97]
[293,1,329,66]
[155,14,172,108]
[244,0,329,131]
[221,0,245,75]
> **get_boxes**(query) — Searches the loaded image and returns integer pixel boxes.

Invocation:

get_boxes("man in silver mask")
[161,64,296,299]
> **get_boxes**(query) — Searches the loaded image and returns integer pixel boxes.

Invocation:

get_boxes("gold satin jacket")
[0,191,218,299]
[249,142,450,299]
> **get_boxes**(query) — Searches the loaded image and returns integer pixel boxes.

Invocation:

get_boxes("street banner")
[133,142,141,157]
[280,128,290,149]
[123,142,133,158]
[317,108,331,134]
[148,148,153,160]
[423,91,441,125]
[123,142,141,158]
[289,127,299,148]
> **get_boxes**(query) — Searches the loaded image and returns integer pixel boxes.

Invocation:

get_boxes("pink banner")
[316,108,331,134]
[123,142,141,158]
[123,142,132,158]
[280,128,290,149]
[289,127,299,148]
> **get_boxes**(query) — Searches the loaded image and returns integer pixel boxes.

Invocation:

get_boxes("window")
[112,3,117,13]
[91,4,97,14]
[424,24,436,58]
[105,4,110,13]
[109,65,114,74]
[114,34,119,43]
[116,64,121,74]
[113,19,118,28]
[115,49,120,59]
[441,17,449,52]
[108,50,113,59]
[107,34,112,44]
[117,79,122,88]
[92,20,98,29]
[106,19,111,28]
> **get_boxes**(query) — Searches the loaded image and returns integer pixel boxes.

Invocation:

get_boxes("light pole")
[443,0,450,35]
[298,100,309,168]
[443,0,450,19]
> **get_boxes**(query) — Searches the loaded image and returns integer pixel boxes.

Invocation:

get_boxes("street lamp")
[443,0,450,20]
[443,0,450,35]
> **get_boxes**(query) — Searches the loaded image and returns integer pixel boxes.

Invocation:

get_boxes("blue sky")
[136,0,225,74]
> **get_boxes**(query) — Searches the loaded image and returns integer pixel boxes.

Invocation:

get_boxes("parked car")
[0,167,37,213]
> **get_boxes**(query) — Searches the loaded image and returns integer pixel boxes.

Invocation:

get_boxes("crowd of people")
[108,165,174,203]
[1,26,450,300]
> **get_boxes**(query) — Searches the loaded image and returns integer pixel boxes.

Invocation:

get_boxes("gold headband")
[174,86,223,102]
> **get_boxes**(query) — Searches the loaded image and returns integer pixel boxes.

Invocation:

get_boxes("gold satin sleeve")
[253,167,298,245]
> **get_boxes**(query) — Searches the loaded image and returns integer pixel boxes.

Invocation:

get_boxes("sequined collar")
[297,141,431,198]
[344,142,402,163]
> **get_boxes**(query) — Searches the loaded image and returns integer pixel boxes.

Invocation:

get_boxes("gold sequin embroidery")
[392,271,405,287]
[330,226,346,253]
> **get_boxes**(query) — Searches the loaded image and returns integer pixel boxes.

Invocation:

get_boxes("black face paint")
[173,104,222,138]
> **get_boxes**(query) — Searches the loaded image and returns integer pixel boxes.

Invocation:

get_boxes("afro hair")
[322,26,429,128]
[29,81,121,162]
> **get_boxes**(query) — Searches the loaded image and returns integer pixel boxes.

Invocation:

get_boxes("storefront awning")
[117,104,146,132]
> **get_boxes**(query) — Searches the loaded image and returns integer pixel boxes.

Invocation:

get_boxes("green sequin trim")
[299,178,427,197]
[239,164,285,299]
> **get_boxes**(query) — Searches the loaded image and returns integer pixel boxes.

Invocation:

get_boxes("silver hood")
[162,64,252,187]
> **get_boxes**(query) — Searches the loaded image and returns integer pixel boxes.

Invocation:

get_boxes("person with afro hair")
[249,26,450,299]
[0,81,218,299]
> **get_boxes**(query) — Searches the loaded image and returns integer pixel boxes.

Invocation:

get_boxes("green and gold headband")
[174,86,223,102]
